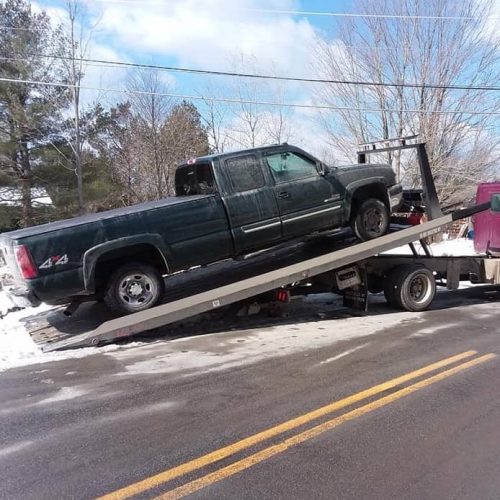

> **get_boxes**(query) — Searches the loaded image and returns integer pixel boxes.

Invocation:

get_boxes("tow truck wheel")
[383,265,436,312]
[352,198,390,241]
[104,262,164,315]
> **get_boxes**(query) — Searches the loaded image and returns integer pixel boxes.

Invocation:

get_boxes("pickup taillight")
[15,245,38,279]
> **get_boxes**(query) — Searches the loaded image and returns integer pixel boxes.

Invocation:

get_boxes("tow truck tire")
[352,198,390,241]
[104,262,164,315]
[383,265,436,312]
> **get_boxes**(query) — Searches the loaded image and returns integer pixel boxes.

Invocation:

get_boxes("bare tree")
[223,53,296,149]
[0,0,69,227]
[314,0,500,203]
[262,80,295,144]
[162,101,209,192]
[56,0,98,215]
[227,55,264,149]
[126,70,172,200]
[199,81,229,153]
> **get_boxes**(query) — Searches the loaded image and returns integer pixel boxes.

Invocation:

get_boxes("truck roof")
[185,144,319,165]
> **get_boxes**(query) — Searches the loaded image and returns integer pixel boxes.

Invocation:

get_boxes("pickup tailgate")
[0,235,24,295]
[0,235,18,278]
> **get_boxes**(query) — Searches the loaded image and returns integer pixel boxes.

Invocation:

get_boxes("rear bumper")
[0,276,42,308]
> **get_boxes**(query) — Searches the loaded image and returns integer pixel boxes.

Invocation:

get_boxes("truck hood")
[1,195,213,241]
[331,163,397,187]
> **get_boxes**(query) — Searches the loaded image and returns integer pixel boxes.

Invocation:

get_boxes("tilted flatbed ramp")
[43,204,487,352]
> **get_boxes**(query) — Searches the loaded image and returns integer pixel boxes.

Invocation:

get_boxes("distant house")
[0,187,53,207]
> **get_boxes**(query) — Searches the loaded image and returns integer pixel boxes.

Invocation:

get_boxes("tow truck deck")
[22,137,500,352]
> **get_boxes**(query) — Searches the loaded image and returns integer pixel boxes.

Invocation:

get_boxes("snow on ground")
[383,237,477,256]
[0,290,415,374]
[0,293,131,372]
[108,308,423,377]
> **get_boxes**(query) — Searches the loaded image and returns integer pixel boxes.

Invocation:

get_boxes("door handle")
[278,191,290,199]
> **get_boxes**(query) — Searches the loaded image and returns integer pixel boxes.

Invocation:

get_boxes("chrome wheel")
[104,262,164,315]
[118,273,156,308]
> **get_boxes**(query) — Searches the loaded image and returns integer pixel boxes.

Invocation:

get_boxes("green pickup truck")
[0,144,402,314]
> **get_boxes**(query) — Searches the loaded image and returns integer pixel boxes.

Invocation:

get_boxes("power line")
[2,54,499,92]
[241,8,495,21]
[0,32,478,56]
[1,7,496,23]
[80,2,499,21]
[1,76,499,116]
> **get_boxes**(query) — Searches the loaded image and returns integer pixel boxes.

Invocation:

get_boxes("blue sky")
[36,0,349,89]
[30,0,359,154]
[29,0,500,160]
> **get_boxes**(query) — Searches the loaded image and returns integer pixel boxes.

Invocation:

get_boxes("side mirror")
[318,163,330,176]
[491,193,500,212]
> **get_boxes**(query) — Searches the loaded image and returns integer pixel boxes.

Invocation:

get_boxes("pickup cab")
[0,144,402,314]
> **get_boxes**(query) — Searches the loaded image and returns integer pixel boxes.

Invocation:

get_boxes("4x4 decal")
[39,254,69,269]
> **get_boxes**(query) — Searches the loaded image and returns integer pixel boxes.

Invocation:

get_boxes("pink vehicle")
[474,182,500,255]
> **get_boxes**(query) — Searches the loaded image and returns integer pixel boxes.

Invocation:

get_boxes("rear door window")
[175,162,217,196]
[225,155,265,192]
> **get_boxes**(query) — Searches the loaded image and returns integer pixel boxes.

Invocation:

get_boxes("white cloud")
[480,0,500,43]
[78,43,133,106]
[33,0,335,146]
[31,1,66,27]
[92,0,318,76]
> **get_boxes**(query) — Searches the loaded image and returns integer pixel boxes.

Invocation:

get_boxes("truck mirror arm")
[318,163,330,176]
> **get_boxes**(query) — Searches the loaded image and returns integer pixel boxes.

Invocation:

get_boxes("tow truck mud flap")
[482,259,500,284]
[336,266,368,312]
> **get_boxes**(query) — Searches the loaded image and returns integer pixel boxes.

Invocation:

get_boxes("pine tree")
[0,0,69,226]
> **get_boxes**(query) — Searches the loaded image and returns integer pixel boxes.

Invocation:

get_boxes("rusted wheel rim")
[409,275,431,303]
[363,208,384,235]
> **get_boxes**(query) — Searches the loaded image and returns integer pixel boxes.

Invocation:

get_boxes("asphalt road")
[1,286,500,500]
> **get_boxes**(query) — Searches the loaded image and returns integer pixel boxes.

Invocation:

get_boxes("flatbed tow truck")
[27,137,498,352]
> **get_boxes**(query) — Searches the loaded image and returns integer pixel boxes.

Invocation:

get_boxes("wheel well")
[350,183,389,220]
[93,244,168,291]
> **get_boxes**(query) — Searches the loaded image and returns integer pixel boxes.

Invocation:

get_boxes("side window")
[225,154,265,192]
[175,163,216,196]
[266,152,319,183]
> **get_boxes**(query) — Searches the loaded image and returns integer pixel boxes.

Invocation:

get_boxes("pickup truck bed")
[2,195,212,237]
[0,194,233,304]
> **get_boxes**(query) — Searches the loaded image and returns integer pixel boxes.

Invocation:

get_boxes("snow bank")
[0,298,54,370]
[0,297,125,372]
[429,238,477,256]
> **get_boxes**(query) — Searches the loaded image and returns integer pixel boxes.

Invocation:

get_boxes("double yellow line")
[98,350,495,500]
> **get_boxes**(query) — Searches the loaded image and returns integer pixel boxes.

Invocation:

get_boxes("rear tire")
[352,198,389,241]
[103,262,164,315]
[383,265,436,312]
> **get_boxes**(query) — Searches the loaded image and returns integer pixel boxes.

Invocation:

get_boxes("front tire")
[103,262,164,315]
[352,198,390,241]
